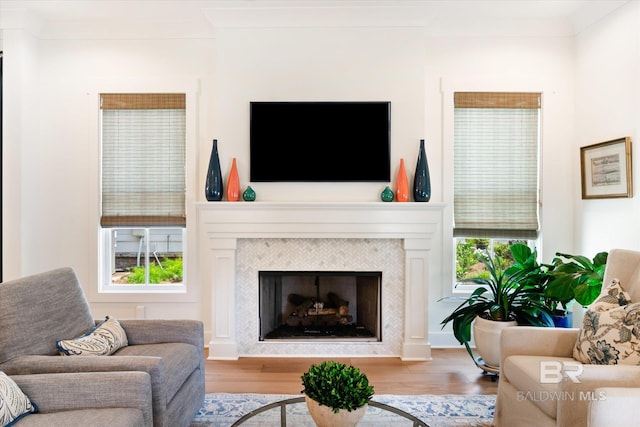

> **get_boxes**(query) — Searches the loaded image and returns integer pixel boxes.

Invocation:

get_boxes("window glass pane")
[455,237,529,284]
[110,228,183,286]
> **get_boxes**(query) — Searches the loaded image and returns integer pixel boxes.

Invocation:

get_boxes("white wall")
[575,1,640,256]
[211,27,428,202]
[2,31,216,322]
[3,3,638,348]
[1,26,40,280]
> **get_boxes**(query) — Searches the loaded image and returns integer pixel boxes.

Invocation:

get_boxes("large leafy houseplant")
[301,360,374,413]
[505,243,565,315]
[441,244,554,358]
[545,251,608,307]
[500,244,609,318]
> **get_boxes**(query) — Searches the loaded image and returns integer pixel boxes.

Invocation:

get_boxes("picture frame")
[580,137,632,199]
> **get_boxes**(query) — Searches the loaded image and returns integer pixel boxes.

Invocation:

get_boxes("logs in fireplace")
[258,271,381,341]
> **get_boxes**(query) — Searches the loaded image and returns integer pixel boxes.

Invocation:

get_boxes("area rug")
[191,393,495,426]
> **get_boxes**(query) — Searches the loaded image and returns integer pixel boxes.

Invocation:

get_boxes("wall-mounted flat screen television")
[250,101,391,182]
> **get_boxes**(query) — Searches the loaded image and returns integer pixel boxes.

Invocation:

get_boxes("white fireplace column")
[206,237,239,359]
[197,202,444,360]
[402,238,431,360]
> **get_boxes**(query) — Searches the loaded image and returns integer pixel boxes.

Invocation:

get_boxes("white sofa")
[493,248,640,427]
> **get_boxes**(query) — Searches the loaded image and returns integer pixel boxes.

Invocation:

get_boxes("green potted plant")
[505,243,573,327]
[545,250,608,307]
[301,360,374,427]
[441,244,554,369]
[501,245,609,327]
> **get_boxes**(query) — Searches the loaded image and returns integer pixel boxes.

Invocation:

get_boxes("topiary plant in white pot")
[301,360,374,427]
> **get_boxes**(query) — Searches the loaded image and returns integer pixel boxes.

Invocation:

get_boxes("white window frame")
[99,227,186,293]
[440,80,544,299]
[88,79,198,303]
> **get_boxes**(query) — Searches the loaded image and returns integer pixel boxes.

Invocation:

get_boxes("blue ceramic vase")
[205,139,223,201]
[413,139,431,202]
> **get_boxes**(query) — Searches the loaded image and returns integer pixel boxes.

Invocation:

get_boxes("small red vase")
[395,158,409,202]
[226,158,240,201]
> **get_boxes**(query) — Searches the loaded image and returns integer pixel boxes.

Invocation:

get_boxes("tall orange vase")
[226,158,241,201]
[395,158,410,202]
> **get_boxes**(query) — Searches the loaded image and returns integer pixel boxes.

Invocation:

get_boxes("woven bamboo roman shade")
[101,93,186,227]
[453,92,540,239]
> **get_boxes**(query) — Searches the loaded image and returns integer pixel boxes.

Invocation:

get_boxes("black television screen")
[250,101,391,182]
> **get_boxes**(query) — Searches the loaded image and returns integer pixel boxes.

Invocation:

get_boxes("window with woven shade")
[453,92,540,239]
[100,93,186,289]
[101,93,186,227]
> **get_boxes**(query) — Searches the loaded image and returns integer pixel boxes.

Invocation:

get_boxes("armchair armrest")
[118,319,204,349]
[500,326,579,366]
[588,387,640,427]
[11,371,153,427]
[562,364,640,387]
[557,365,640,426]
[1,354,164,377]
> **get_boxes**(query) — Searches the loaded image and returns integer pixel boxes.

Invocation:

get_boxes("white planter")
[305,395,368,427]
[473,316,517,368]
[571,304,586,328]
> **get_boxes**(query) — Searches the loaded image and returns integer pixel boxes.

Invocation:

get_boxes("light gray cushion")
[0,268,95,363]
[57,316,128,356]
[12,408,145,427]
[0,371,37,426]
[11,371,152,427]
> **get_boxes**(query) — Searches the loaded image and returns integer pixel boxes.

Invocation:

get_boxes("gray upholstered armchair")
[0,267,205,427]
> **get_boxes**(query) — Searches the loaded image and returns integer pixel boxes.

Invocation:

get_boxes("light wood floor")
[204,348,498,395]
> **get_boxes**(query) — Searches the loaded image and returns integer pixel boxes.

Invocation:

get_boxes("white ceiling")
[0,0,632,37]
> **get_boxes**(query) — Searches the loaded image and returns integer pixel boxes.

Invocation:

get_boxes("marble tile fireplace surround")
[196,202,443,361]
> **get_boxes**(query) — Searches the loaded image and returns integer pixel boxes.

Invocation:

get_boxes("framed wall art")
[580,136,632,199]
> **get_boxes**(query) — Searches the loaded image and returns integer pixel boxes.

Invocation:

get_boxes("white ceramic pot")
[305,395,368,427]
[473,315,517,368]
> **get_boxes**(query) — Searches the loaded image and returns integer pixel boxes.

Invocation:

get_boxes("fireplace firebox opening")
[259,271,381,341]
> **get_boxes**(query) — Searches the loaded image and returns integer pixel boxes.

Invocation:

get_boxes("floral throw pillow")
[573,279,640,365]
[0,371,37,426]
[56,316,128,356]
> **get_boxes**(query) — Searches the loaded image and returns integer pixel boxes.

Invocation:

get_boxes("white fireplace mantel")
[196,201,444,360]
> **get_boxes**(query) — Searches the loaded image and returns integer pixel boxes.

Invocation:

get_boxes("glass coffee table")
[230,396,428,426]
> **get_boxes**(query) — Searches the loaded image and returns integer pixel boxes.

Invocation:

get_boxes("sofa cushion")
[502,355,576,419]
[0,371,37,426]
[12,408,145,427]
[56,317,128,356]
[0,268,95,363]
[574,279,640,365]
[589,279,631,311]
